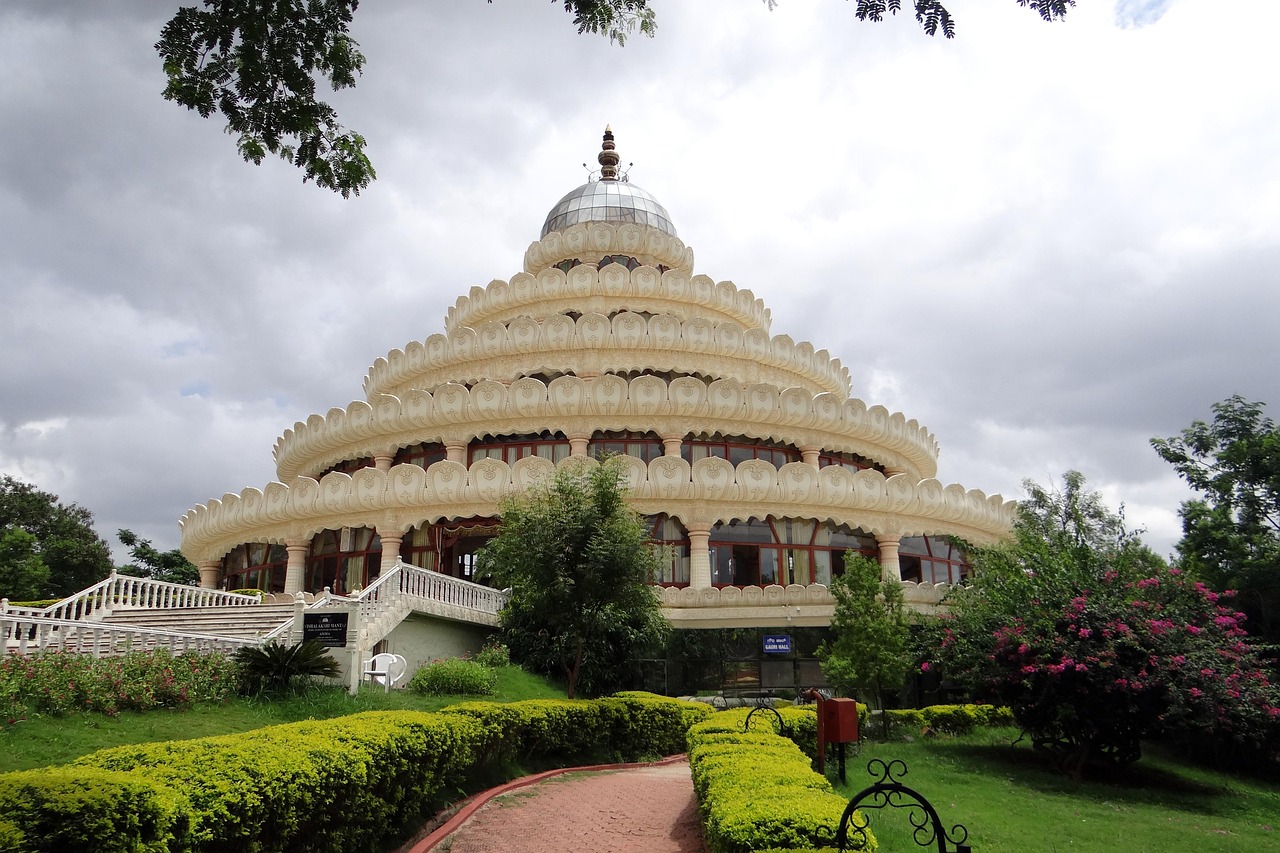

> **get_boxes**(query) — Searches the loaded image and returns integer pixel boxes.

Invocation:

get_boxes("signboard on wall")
[763,634,792,654]
[303,612,349,647]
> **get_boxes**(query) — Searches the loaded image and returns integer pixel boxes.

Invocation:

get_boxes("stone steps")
[99,603,296,640]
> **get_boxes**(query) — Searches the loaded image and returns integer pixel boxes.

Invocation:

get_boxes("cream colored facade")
[179,131,1015,627]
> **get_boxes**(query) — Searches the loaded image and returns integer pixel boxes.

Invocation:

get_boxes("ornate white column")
[444,440,468,465]
[568,433,591,457]
[283,538,310,595]
[661,433,684,457]
[799,445,820,469]
[876,535,902,582]
[373,452,395,472]
[197,560,221,590]
[378,528,404,574]
[687,522,712,589]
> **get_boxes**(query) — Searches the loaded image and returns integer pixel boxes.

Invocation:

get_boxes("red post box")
[822,697,859,743]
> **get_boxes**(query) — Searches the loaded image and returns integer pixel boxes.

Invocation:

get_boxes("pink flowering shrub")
[0,648,237,722]
[924,472,1280,779]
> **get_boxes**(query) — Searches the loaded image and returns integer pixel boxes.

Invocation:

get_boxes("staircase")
[99,603,297,640]
[2,564,508,660]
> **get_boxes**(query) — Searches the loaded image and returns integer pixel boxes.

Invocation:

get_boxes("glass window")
[590,431,662,462]
[711,519,775,544]
[814,550,832,586]
[469,433,570,465]
[759,548,780,585]
[782,548,810,585]
[647,515,689,586]
[775,518,815,545]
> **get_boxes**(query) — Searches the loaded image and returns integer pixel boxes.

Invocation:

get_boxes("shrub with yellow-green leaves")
[74,710,487,852]
[688,719,875,853]
[0,692,711,852]
[438,693,712,764]
[692,705,824,759]
[0,766,189,853]
[883,703,1015,736]
[599,693,713,757]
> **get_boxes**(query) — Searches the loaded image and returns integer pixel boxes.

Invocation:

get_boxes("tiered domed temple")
[180,129,1015,627]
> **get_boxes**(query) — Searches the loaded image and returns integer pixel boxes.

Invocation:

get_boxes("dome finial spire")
[597,125,620,181]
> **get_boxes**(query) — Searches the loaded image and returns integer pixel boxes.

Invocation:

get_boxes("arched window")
[647,515,689,586]
[221,543,287,592]
[401,523,436,571]
[306,527,382,594]
[898,536,969,584]
[682,434,800,468]
[592,430,664,463]
[707,518,877,587]
[469,432,571,465]
[817,450,883,474]
[319,456,375,477]
[395,442,446,468]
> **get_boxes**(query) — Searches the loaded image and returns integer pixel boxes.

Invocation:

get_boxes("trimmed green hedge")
[0,693,711,853]
[883,703,1015,735]
[0,767,188,853]
[688,718,875,853]
[437,693,712,764]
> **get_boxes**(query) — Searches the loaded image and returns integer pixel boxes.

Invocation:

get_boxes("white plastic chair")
[363,653,407,692]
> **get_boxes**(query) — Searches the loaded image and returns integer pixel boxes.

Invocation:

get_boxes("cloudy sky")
[2,0,1277,563]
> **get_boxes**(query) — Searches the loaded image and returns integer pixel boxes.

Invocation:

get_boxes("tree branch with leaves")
[157,0,1074,196]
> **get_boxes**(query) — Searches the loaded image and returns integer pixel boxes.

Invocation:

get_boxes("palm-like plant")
[234,639,342,694]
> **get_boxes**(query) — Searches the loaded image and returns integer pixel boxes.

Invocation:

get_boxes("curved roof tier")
[274,375,940,482]
[363,310,849,402]
[446,224,761,333]
[180,458,1014,563]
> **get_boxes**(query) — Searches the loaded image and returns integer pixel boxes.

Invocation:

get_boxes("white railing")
[5,570,261,625]
[351,564,407,629]
[345,562,507,626]
[261,593,335,642]
[395,563,508,614]
[333,563,508,651]
[1,614,257,658]
[2,565,507,659]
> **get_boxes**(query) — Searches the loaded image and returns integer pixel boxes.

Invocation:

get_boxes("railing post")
[347,598,362,697]
[291,594,306,645]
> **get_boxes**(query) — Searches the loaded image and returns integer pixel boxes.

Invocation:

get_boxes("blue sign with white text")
[763,634,792,654]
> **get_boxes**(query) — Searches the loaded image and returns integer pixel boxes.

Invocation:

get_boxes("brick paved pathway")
[439,760,705,853]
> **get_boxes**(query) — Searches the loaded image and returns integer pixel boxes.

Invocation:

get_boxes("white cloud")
[1,0,1276,564]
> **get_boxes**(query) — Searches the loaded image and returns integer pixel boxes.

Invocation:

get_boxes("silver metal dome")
[540,180,678,238]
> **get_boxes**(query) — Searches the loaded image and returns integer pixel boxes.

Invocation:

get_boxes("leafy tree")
[0,528,51,602]
[476,457,669,698]
[156,0,1072,196]
[818,552,911,736]
[927,472,1280,779]
[117,529,200,585]
[0,476,113,597]
[1151,396,1280,645]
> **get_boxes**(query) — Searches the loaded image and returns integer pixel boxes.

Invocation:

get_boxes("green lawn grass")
[0,665,564,774]
[833,728,1280,853]
[7,681,1279,853]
